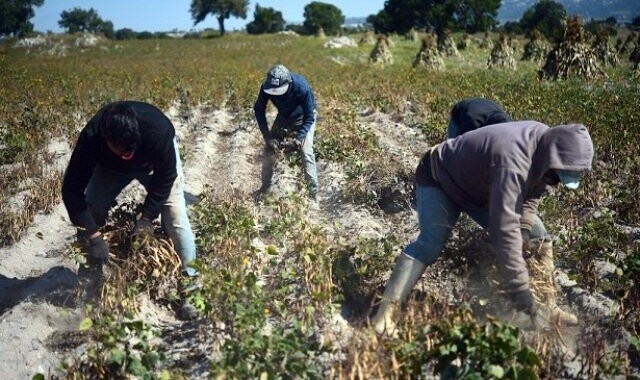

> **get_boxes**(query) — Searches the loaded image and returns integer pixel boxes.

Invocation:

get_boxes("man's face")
[106,140,135,160]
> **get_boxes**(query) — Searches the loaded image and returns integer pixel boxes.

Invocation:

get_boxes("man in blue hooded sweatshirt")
[254,64,319,207]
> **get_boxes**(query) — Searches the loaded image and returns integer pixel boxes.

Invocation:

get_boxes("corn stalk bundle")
[618,32,636,55]
[457,33,471,50]
[359,30,375,45]
[509,34,521,55]
[437,29,459,57]
[630,43,640,74]
[405,28,419,42]
[369,36,393,65]
[593,27,619,67]
[522,29,549,62]
[316,26,325,38]
[487,32,516,70]
[539,17,606,81]
[479,31,493,49]
[413,35,444,71]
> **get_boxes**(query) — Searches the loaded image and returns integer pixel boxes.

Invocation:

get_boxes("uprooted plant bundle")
[412,34,445,71]
[539,16,606,80]
[487,32,517,70]
[87,203,183,315]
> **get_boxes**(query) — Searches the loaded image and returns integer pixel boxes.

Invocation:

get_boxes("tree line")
[2,0,640,39]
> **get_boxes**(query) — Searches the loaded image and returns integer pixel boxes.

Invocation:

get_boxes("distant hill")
[344,17,367,26]
[498,0,640,23]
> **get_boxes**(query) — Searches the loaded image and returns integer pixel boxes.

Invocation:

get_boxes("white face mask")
[555,169,581,189]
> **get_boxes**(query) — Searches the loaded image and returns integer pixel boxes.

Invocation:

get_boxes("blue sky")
[32,1,385,33]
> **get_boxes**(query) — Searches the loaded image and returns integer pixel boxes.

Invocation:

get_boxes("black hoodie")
[62,101,177,234]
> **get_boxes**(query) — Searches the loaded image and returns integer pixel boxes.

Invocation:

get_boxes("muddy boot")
[525,240,578,326]
[177,276,202,320]
[371,253,426,336]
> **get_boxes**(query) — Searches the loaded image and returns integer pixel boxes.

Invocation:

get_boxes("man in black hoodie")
[447,97,513,138]
[62,101,198,319]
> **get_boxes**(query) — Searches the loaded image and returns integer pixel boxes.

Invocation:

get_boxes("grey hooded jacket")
[431,121,594,291]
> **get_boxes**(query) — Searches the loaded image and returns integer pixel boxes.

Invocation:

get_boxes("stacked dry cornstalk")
[405,28,419,42]
[487,32,516,70]
[359,30,375,45]
[593,27,619,67]
[457,33,471,51]
[437,29,459,57]
[369,35,394,65]
[479,31,494,49]
[522,29,549,62]
[630,34,640,75]
[412,34,444,71]
[538,17,606,80]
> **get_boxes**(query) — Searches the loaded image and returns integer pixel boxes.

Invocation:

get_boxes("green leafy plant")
[428,310,541,380]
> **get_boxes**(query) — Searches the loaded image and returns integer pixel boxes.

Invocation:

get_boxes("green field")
[1,32,639,378]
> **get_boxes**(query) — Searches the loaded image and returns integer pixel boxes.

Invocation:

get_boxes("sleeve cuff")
[74,209,98,237]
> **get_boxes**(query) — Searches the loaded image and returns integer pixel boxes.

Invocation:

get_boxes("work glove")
[266,138,280,152]
[133,218,155,236]
[87,234,109,261]
[509,288,537,316]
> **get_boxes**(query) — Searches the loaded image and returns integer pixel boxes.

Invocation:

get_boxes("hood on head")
[537,124,594,172]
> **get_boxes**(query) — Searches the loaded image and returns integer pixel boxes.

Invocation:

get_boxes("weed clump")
[539,17,606,80]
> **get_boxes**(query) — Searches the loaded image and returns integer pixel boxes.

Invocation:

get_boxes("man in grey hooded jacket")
[372,121,594,335]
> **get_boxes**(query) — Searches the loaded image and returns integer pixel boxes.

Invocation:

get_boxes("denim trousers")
[261,114,319,196]
[85,138,197,276]
[405,185,549,265]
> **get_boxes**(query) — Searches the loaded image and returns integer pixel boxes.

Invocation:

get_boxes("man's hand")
[133,218,155,236]
[88,234,109,261]
[279,138,302,152]
[509,288,537,316]
[267,139,280,152]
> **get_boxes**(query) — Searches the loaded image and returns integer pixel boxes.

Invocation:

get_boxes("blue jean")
[405,185,549,265]
[85,138,197,276]
[261,113,319,196]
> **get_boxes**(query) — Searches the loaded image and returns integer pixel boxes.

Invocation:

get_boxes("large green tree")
[190,0,249,36]
[369,0,499,34]
[519,0,567,42]
[246,4,284,34]
[450,0,501,33]
[0,0,44,37]
[302,1,344,36]
[58,7,114,37]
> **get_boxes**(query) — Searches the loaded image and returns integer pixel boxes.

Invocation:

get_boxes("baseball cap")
[263,64,291,96]
[556,169,582,189]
